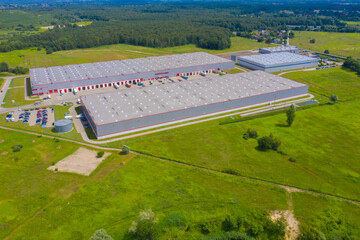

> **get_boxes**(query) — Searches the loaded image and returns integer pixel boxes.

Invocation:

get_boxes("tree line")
[0,3,358,53]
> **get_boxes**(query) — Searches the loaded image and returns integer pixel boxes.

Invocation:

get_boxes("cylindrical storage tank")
[54,119,73,133]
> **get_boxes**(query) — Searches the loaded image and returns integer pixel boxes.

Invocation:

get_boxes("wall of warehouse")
[87,85,308,139]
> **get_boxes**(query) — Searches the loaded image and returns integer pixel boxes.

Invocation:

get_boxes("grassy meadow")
[9,77,25,88]
[0,37,272,68]
[281,67,360,103]
[0,128,291,239]
[290,31,360,58]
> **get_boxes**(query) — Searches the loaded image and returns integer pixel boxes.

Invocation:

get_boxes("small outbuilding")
[54,119,73,133]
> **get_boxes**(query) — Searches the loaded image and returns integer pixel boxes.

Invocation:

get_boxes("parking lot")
[7,107,55,128]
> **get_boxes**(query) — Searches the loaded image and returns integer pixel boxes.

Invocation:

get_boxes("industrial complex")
[81,71,309,139]
[29,52,234,96]
[259,45,300,54]
[236,52,318,72]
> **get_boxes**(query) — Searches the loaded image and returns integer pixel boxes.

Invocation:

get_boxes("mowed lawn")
[0,37,273,68]
[290,31,360,58]
[281,67,360,103]
[9,77,25,87]
[2,87,37,108]
[0,129,289,240]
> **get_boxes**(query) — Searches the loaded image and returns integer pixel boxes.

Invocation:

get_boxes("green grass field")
[343,21,360,26]
[1,128,359,239]
[0,37,273,68]
[281,67,360,103]
[0,78,4,90]
[290,31,360,58]
[2,87,37,108]
[0,128,290,239]
[9,77,24,88]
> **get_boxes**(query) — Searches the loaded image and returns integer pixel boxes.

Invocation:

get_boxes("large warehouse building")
[81,71,309,139]
[259,45,300,54]
[237,52,318,72]
[29,52,234,95]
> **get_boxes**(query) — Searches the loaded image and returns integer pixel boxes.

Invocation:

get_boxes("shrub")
[310,38,316,43]
[324,49,329,54]
[89,229,113,240]
[330,94,338,104]
[289,157,296,162]
[97,151,105,158]
[129,209,158,240]
[12,144,23,152]
[122,145,130,154]
[55,138,60,143]
[55,168,58,172]
[222,214,238,231]
[257,134,281,151]
[223,169,239,175]
[160,212,187,228]
[243,129,258,140]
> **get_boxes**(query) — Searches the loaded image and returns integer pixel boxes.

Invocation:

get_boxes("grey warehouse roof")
[259,45,299,52]
[81,71,306,125]
[238,52,317,66]
[30,52,232,86]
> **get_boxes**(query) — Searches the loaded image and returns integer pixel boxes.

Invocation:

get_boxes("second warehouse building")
[81,71,309,139]
[237,52,318,72]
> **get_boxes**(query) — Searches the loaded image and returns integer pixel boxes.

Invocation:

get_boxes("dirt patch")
[270,210,300,240]
[56,146,62,149]
[48,147,111,176]
[0,152,8,156]
[120,162,126,165]
[31,140,36,143]
[0,140,4,143]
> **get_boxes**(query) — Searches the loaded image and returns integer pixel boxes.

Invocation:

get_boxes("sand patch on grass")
[48,147,111,176]
[0,140,4,143]
[270,210,299,240]
[0,152,8,155]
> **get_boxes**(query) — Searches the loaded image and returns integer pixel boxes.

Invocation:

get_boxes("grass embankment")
[0,37,271,68]
[0,78,5,90]
[290,31,360,58]
[106,68,360,201]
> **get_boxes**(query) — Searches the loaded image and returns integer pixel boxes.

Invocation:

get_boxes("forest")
[0,2,359,53]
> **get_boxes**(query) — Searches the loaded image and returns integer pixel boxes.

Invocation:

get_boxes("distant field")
[290,31,360,58]
[0,10,54,29]
[0,37,273,68]
[281,67,360,103]
[343,21,360,26]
